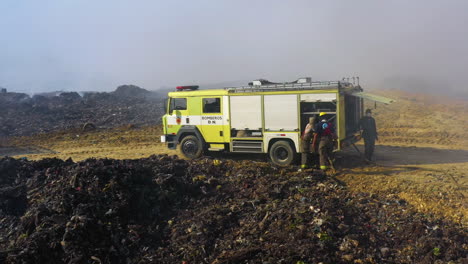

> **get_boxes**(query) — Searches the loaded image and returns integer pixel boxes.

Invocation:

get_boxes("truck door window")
[203,98,221,113]
[170,98,187,112]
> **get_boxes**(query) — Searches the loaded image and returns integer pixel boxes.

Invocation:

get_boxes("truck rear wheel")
[269,141,295,166]
[179,135,203,159]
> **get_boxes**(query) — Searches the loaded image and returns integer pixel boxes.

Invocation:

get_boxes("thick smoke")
[0,0,467,98]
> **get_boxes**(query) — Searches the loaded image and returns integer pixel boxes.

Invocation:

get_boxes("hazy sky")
[1,0,467,94]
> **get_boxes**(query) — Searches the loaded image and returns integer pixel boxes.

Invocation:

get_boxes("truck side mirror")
[164,97,169,113]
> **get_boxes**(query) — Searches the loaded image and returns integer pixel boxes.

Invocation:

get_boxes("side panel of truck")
[263,132,300,153]
[264,94,299,131]
[229,95,262,130]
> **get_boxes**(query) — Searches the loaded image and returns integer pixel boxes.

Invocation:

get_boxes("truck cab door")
[200,97,226,143]
[166,97,188,135]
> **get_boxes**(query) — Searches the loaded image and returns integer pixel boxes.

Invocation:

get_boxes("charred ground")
[0,156,466,264]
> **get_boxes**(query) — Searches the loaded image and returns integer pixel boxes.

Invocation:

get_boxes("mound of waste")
[0,85,165,137]
[112,85,153,98]
[0,156,466,264]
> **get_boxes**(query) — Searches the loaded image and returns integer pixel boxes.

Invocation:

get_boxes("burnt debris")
[0,85,165,138]
[0,156,466,264]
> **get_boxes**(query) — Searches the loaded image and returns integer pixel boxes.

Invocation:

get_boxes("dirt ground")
[338,144,467,226]
[1,126,177,161]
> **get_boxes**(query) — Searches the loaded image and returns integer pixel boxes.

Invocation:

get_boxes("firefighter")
[359,109,378,161]
[315,112,336,170]
[300,116,316,170]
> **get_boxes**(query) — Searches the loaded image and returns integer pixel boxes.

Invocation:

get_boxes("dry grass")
[369,89,468,149]
[337,162,467,226]
[9,126,177,161]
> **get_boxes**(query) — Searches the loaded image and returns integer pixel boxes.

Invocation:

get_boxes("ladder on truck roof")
[225,81,352,93]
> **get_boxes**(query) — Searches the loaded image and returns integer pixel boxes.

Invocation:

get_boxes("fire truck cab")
[161,77,393,166]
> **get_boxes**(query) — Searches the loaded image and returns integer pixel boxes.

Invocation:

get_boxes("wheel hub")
[183,140,198,155]
[276,147,289,161]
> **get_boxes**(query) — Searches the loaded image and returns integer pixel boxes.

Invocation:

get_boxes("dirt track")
[370,145,468,166]
[338,144,467,225]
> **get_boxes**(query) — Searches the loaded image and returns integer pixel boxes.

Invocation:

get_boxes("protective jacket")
[302,123,315,140]
[315,121,335,137]
[359,116,378,139]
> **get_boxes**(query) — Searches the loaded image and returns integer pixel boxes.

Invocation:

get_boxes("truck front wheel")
[269,141,295,166]
[179,135,203,159]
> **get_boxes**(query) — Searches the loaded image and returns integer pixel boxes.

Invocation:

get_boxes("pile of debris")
[0,85,166,137]
[0,156,466,263]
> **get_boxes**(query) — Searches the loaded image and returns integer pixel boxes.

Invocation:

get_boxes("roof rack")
[225,81,353,93]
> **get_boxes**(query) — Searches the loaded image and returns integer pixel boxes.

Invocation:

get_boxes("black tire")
[269,140,296,166]
[179,135,203,159]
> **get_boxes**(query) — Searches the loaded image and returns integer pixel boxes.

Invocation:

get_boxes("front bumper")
[161,135,177,149]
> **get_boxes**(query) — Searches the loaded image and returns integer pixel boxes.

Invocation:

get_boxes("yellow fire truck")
[161,78,393,166]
